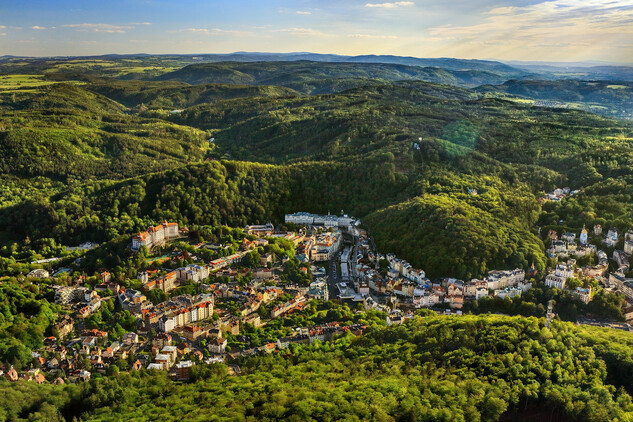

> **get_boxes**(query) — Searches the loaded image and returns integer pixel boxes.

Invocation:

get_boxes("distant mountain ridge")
[154,60,517,91]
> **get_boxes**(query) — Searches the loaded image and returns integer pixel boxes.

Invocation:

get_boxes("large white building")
[545,263,574,289]
[285,212,359,230]
[132,221,179,251]
[177,264,210,282]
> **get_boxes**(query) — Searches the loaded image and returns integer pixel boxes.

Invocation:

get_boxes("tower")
[546,300,555,328]
[580,224,588,245]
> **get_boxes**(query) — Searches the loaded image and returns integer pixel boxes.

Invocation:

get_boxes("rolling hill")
[154,61,513,92]
[477,79,633,119]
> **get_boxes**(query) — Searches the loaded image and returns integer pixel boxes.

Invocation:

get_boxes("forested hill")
[154,61,513,92]
[4,314,633,421]
[0,84,209,180]
[477,79,633,119]
[88,80,301,109]
[172,81,632,174]
[1,60,633,279]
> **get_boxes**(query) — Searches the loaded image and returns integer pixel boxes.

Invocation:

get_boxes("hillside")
[172,82,632,178]
[1,77,633,278]
[0,84,209,180]
[477,79,633,119]
[3,315,633,421]
[154,61,512,92]
[87,80,301,110]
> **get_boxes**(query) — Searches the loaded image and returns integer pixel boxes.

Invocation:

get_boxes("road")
[327,256,341,300]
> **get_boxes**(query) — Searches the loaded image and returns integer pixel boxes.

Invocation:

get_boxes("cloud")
[181,28,251,35]
[296,11,311,15]
[0,26,5,29]
[427,0,633,60]
[31,26,46,30]
[365,1,414,8]
[0,33,5,36]
[63,23,132,33]
[349,33,398,39]
[129,22,152,25]
[274,28,333,37]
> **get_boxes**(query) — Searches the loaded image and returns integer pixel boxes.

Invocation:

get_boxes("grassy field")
[0,74,60,92]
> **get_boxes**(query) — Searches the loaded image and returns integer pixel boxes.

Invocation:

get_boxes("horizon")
[1,0,632,63]
[1,51,632,68]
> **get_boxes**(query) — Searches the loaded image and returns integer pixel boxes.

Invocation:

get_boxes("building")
[609,273,633,301]
[52,316,75,339]
[131,221,179,251]
[177,265,209,282]
[4,366,18,382]
[175,360,194,380]
[154,354,171,369]
[244,223,274,236]
[123,332,139,345]
[573,287,592,304]
[285,212,359,230]
[209,337,227,354]
[545,263,574,289]
[606,228,619,247]
[143,271,177,293]
[580,226,588,245]
[27,269,50,279]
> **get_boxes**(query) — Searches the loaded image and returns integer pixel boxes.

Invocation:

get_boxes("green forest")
[4,315,633,421]
[0,60,632,279]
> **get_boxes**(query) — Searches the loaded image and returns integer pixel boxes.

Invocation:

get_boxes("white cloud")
[0,25,5,29]
[31,26,46,30]
[274,28,333,37]
[427,0,633,61]
[63,23,132,33]
[181,28,252,35]
[129,22,152,25]
[365,1,414,8]
[0,33,5,36]
[296,11,311,15]
[349,33,398,39]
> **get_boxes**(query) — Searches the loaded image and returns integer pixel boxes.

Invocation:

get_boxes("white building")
[606,228,619,247]
[132,221,179,251]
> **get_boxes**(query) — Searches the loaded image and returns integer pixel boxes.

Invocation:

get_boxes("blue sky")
[1,0,632,62]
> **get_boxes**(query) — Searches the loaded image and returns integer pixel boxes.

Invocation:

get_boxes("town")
[6,209,633,385]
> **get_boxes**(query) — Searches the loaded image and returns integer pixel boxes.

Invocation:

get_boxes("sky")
[0,0,632,63]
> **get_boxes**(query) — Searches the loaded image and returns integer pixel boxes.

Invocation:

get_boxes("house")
[386,315,404,326]
[177,343,191,356]
[161,346,178,364]
[594,225,603,236]
[100,272,111,283]
[209,337,227,354]
[78,370,91,382]
[123,332,139,345]
[260,254,273,266]
[152,333,172,348]
[606,228,619,247]
[175,360,194,380]
[177,264,210,282]
[53,316,75,339]
[154,354,171,369]
[147,363,164,370]
[4,366,18,382]
[573,287,592,304]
